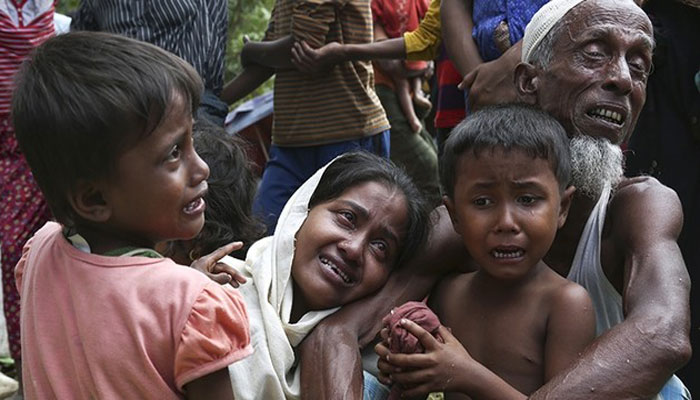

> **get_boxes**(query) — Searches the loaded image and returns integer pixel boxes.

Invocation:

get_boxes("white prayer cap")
[521,0,587,63]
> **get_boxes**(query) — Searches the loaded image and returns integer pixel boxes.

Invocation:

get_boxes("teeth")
[493,250,523,259]
[321,257,351,283]
[184,198,201,212]
[589,108,623,124]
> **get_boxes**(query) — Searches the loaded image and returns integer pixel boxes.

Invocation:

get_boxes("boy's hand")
[376,319,472,397]
[190,242,248,287]
[291,41,343,74]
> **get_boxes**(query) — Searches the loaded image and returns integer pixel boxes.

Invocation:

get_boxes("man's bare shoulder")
[608,176,683,240]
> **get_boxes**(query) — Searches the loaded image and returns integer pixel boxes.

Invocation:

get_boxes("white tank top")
[566,183,624,336]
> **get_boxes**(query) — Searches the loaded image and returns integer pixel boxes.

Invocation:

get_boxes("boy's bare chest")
[437,289,548,396]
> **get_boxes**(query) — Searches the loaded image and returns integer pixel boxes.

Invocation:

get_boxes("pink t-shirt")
[15,222,252,399]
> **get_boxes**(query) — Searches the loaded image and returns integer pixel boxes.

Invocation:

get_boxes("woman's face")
[291,181,408,313]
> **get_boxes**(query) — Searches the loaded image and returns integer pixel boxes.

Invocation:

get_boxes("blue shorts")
[253,131,390,233]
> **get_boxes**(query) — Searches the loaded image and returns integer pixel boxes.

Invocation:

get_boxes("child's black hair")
[11,31,203,227]
[309,151,430,269]
[190,119,266,259]
[440,103,572,199]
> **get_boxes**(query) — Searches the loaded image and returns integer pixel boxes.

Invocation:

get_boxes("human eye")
[582,42,607,60]
[516,194,540,206]
[370,239,389,261]
[473,197,493,207]
[337,210,356,226]
[165,145,181,162]
[628,55,651,80]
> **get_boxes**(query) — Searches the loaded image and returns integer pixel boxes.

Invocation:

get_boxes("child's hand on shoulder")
[375,319,473,397]
[190,242,248,287]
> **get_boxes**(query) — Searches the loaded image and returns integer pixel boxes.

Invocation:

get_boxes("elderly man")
[298,0,691,398]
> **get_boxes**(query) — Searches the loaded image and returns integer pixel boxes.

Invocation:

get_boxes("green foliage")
[57,0,275,109]
[56,0,80,14]
[226,0,275,107]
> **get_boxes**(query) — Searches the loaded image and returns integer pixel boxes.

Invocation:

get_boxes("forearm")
[533,230,691,398]
[299,315,365,400]
[440,0,483,76]
[531,311,690,399]
[220,65,274,105]
[341,38,407,61]
[242,35,295,69]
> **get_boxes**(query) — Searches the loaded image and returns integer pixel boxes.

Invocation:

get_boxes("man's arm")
[241,36,296,69]
[440,0,482,77]
[220,65,274,106]
[299,207,469,399]
[532,178,691,399]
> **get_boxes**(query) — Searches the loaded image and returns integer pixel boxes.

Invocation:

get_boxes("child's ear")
[558,185,576,228]
[69,180,111,223]
[514,62,539,105]
[442,195,460,231]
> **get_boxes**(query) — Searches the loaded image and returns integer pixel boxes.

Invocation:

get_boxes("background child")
[159,119,267,286]
[371,0,432,134]
[11,32,252,399]
[376,104,595,398]
[226,151,431,399]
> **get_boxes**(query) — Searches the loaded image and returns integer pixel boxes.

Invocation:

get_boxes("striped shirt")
[71,0,227,94]
[265,0,389,146]
[0,0,55,117]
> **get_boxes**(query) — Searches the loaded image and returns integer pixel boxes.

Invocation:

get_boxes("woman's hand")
[190,242,248,287]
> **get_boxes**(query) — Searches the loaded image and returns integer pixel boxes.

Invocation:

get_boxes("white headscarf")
[228,159,340,400]
[521,0,587,62]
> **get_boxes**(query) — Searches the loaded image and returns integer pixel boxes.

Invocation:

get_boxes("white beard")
[569,135,624,200]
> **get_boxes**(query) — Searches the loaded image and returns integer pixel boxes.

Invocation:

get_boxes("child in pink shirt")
[11,32,252,399]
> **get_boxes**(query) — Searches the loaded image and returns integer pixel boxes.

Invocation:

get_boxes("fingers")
[435,324,456,343]
[208,241,243,262]
[211,262,247,285]
[458,69,477,90]
[207,272,234,285]
[291,40,319,73]
[399,319,440,351]
[190,241,242,274]
[291,42,304,70]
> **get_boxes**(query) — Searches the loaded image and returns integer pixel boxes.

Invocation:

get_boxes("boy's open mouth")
[320,256,354,284]
[491,247,524,259]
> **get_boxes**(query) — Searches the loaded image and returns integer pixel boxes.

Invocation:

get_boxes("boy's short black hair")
[11,31,203,227]
[191,119,266,259]
[440,104,572,198]
[309,151,431,269]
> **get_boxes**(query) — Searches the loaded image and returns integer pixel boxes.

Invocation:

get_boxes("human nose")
[338,234,363,264]
[493,204,520,234]
[602,56,633,95]
[190,150,210,185]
